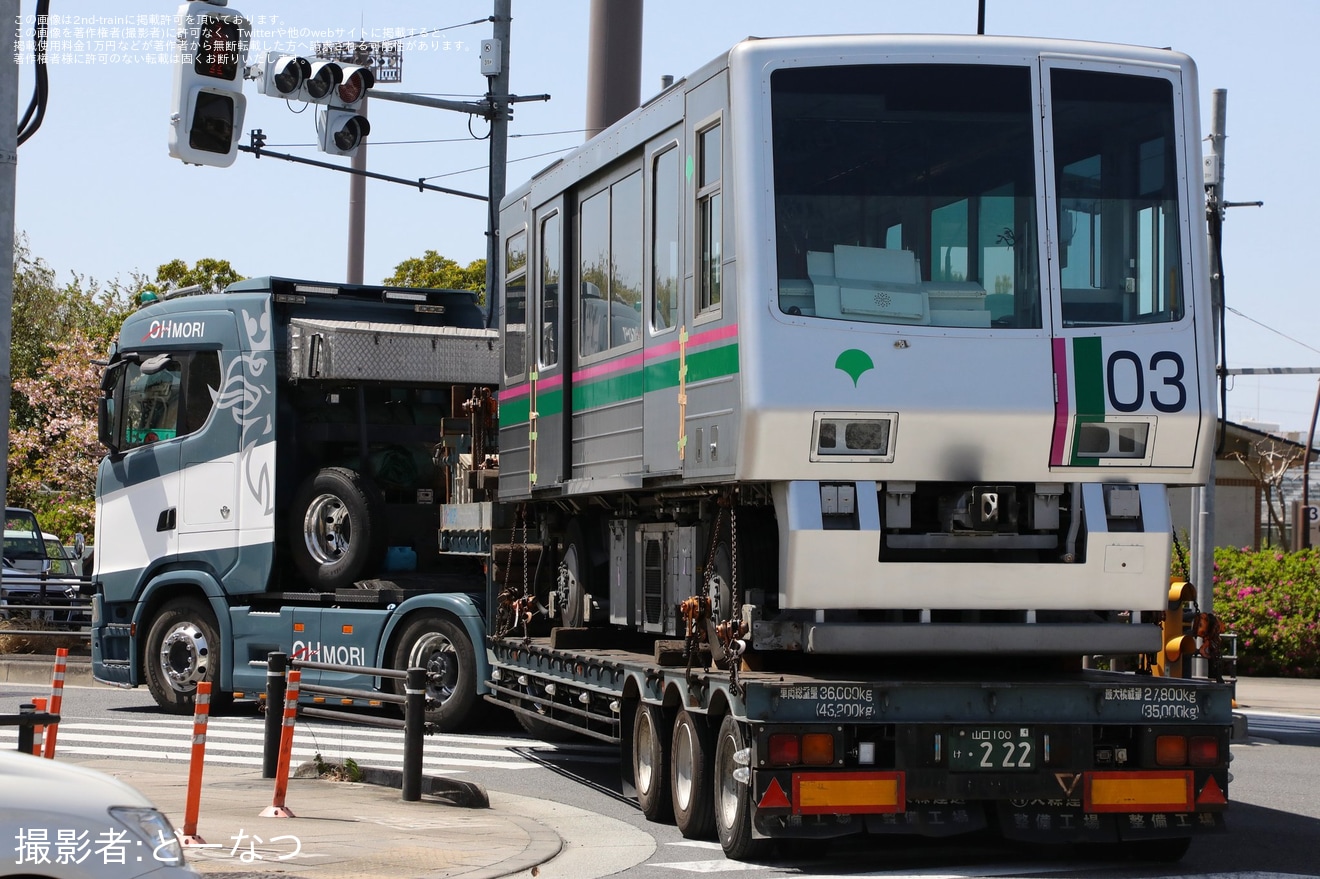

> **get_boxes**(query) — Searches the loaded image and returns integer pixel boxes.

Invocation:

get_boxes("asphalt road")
[3,680,1319,879]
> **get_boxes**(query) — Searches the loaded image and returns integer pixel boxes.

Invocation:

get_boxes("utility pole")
[1193,89,1228,612]
[1,0,20,508]
[484,0,512,312]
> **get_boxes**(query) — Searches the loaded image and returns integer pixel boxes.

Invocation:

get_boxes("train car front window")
[1051,69,1183,327]
[771,63,1041,330]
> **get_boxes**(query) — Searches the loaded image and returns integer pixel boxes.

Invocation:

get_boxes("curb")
[0,654,97,687]
[292,762,492,810]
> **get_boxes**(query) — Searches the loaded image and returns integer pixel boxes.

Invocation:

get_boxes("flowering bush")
[1210,547,1320,677]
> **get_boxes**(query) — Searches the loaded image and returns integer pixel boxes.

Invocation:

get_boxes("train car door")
[530,198,567,489]
[642,134,685,476]
[1038,56,1211,475]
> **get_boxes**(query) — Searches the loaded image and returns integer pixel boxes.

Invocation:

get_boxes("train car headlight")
[812,412,897,462]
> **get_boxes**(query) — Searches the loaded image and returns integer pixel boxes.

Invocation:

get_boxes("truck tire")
[289,467,384,590]
[671,708,715,839]
[633,703,673,822]
[715,713,769,860]
[143,599,232,714]
[392,614,480,733]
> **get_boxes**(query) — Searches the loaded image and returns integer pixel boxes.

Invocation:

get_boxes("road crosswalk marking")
[0,713,616,774]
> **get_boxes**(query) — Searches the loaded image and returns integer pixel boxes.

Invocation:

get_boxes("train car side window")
[697,124,722,314]
[652,146,680,333]
[504,229,528,378]
[579,188,610,358]
[610,171,643,347]
[539,212,561,368]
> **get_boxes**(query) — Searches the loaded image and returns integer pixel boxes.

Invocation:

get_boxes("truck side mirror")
[98,397,119,454]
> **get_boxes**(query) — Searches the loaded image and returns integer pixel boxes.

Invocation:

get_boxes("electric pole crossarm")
[1224,367,1320,376]
[238,139,487,201]
[367,90,489,115]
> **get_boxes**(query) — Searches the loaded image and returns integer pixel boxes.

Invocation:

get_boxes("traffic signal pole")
[347,95,368,284]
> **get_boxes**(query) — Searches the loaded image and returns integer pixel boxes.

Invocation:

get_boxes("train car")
[495,34,1214,654]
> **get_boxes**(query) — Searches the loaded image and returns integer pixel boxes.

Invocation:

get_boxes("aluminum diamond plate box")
[289,319,500,384]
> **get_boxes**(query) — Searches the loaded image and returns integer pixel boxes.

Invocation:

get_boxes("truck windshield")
[771,63,1041,330]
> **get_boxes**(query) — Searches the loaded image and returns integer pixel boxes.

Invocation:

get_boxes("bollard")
[43,648,69,759]
[262,652,288,779]
[262,668,300,818]
[179,683,212,846]
[17,703,35,755]
[30,698,46,757]
[402,667,426,802]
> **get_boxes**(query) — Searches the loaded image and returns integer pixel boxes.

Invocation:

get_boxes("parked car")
[2,508,89,623]
[0,749,197,878]
[3,507,83,575]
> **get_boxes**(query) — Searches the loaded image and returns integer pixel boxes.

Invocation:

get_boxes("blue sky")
[14,0,1320,434]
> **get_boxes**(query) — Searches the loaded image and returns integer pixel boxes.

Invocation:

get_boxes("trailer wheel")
[557,519,595,628]
[144,599,232,714]
[715,713,769,860]
[512,697,579,742]
[633,703,673,822]
[289,467,384,590]
[671,708,715,839]
[392,614,479,733]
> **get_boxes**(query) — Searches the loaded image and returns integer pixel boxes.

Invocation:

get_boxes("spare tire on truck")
[289,466,385,590]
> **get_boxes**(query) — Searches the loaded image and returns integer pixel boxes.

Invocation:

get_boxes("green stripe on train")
[501,343,739,425]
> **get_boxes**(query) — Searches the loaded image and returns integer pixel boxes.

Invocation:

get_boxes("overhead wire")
[1225,306,1320,358]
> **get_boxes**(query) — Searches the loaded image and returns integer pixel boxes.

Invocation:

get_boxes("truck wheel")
[715,713,769,860]
[633,703,673,822]
[392,614,479,733]
[290,467,384,590]
[671,708,715,839]
[144,599,232,714]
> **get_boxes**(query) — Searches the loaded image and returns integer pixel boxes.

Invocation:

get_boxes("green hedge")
[1210,547,1320,677]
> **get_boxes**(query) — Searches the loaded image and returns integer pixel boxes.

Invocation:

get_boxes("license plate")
[949,727,1036,771]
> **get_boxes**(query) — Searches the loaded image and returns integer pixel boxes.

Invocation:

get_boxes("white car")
[0,750,197,878]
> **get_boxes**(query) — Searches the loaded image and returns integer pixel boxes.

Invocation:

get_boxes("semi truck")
[93,34,1233,860]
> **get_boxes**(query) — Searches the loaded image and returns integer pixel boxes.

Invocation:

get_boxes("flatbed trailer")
[484,630,1231,858]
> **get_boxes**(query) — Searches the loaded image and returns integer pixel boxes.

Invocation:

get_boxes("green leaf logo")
[835,349,874,387]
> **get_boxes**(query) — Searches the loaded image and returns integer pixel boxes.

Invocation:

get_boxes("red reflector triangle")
[1196,776,1227,805]
[758,778,791,810]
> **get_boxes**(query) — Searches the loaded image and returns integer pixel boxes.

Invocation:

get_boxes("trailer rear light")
[802,733,835,766]
[768,734,800,765]
[1155,735,1188,766]
[1189,736,1220,766]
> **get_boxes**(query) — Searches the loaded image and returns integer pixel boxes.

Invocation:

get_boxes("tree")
[1232,437,1309,548]
[9,235,138,431]
[7,329,104,537]
[141,257,243,301]
[384,251,486,300]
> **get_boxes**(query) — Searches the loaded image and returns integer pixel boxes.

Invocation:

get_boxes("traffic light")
[1158,579,1197,678]
[168,1,250,167]
[257,52,311,99]
[317,107,371,156]
[296,60,344,103]
[316,63,374,157]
